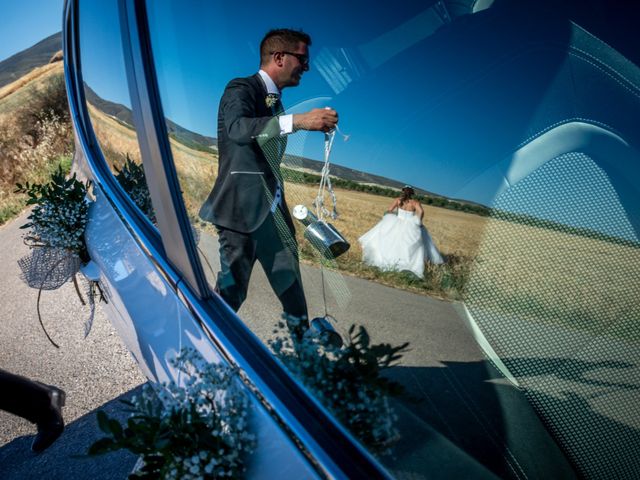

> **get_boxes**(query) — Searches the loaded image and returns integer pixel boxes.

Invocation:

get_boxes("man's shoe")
[304,316,343,349]
[284,313,309,343]
[31,386,65,453]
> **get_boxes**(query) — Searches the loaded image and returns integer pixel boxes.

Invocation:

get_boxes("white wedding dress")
[358,209,444,278]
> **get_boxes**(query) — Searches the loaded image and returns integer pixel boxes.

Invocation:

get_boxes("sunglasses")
[276,51,310,66]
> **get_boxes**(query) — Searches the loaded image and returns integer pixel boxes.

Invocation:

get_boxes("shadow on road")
[0,384,146,480]
[384,355,638,479]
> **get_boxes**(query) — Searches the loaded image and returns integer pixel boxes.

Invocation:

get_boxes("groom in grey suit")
[199,28,338,337]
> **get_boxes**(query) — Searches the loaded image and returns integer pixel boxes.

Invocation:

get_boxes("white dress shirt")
[258,70,293,134]
[258,70,288,212]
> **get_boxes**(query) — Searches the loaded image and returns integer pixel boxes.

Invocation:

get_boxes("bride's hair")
[400,185,414,206]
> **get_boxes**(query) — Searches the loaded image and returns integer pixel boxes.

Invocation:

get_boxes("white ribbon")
[314,129,339,221]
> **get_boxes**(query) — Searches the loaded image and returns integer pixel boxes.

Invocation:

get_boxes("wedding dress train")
[358,209,444,278]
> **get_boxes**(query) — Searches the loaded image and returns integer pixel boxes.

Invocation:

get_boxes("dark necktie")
[266,93,280,115]
[275,97,284,115]
[263,93,286,185]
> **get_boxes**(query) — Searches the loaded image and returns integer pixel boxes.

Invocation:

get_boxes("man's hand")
[293,108,338,132]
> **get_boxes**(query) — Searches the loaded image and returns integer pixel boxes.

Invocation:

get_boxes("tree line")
[281,167,490,217]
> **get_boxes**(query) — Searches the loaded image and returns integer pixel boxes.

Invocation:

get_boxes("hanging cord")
[34,259,107,347]
[314,122,350,221]
[312,118,349,327]
[320,266,328,318]
[35,256,71,349]
[314,129,336,220]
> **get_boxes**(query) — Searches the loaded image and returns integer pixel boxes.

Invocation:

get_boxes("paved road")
[0,212,479,479]
[0,213,572,480]
[179,232,573,479]
[198,229,467,369]
[0,213,146,479]
[0,211,461,479]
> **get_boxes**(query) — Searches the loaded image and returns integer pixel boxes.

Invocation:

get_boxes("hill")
[82,88,448,193]
[0,32,62,89]
[83,84,217,151]
[283,153,438,198]
[0,41,71,224]
[83,85,486,210]
[0,32,483,212]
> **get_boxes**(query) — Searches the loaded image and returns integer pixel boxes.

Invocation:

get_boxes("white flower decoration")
[265,93,279,108]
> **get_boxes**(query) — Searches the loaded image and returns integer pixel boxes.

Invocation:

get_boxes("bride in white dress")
[358,186,444,278]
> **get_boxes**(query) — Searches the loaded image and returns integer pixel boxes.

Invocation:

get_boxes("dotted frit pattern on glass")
[466,152,640,479]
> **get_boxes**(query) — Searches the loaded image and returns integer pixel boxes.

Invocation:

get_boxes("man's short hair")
[260,29,312,66]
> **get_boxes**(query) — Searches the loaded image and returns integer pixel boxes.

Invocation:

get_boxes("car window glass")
[78,0,156,224]
[145,1,640,477]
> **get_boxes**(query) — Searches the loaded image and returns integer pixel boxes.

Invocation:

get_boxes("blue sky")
[81,0,479,200]
[4,0,638,240]
[0,1,63,62]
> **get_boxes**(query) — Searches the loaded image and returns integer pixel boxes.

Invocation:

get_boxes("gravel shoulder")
[0,212,146,479]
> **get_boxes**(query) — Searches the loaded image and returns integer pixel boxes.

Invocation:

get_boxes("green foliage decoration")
[114,153,156,224]
[88,348,256,480]
[15,165,90,261]
[271,319,409,455]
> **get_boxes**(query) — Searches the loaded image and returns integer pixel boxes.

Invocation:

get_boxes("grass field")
[0,62,62,115]
[466,214,640,342]
[81,100,640,343]
[88,103,485,299]
[284,182,484,298]
[0,63,73,224]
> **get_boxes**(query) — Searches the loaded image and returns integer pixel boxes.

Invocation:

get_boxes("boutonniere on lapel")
[265,93,279,109]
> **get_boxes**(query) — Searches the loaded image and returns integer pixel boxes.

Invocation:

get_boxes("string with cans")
[300,113,350,348]
[313,109,350,222]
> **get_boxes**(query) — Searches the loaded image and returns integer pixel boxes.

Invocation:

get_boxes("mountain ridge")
[83,87,458,199]
[2,32,485,209]
[0,32,62,89]
[83,84,218,151]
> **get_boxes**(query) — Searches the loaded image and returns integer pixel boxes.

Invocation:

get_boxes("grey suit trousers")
[216,206,308,325]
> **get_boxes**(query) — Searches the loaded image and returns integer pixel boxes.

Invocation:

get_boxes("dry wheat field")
[466,215,640,340]
[90,104,487,297]
[0,63,73,223]
[89,104,488,260]
[0,62,63,113]
[89,104,640,340]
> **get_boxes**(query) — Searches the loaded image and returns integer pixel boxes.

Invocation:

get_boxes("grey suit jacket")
[199,74,292,234]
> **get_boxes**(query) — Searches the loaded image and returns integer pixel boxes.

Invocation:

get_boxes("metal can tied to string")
[292,115,351,259]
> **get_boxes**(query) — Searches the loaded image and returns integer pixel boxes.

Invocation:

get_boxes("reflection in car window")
[145,1,640,478]
[78,1,156,224]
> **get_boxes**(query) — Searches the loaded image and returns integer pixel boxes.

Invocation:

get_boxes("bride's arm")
[387,198,400,213]
[414,200,424,221]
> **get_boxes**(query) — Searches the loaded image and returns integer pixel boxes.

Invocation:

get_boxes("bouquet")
[89,348,256,479]
[15,165,90,287]
[15,166,99,346]
[270,318,409,455]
